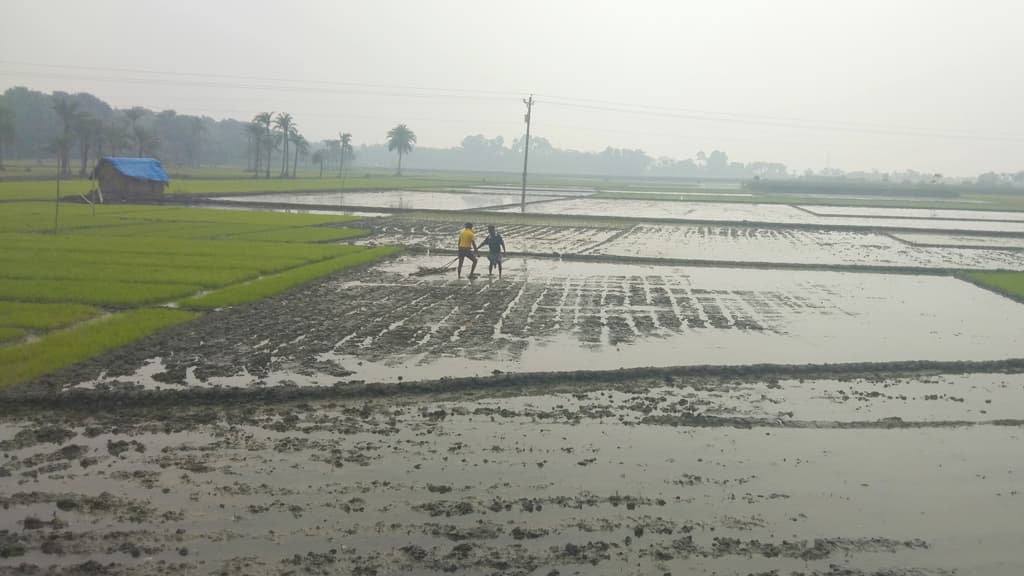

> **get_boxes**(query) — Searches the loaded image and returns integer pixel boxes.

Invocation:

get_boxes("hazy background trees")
[3,85,1021,187]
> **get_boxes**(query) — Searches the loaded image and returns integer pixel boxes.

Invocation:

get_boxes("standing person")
[480,225,506,277]
[457,222,479,279]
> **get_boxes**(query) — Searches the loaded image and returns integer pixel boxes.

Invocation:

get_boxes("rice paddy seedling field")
[966,271,1024,299]
[0,202,397,388]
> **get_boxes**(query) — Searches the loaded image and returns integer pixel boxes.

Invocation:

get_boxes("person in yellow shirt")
[456,222,479,279]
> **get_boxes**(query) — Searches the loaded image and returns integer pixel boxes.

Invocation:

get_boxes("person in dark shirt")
[479,225,506,277]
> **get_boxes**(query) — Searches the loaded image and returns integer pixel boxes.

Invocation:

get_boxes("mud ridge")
[4,358,1023,412]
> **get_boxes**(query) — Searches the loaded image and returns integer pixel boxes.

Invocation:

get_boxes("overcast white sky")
[1,0,1022,176]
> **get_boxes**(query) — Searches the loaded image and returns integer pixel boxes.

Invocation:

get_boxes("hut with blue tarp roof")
[91,157,169,203]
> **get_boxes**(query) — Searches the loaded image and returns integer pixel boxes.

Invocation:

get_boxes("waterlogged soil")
[800,205,1024,222]
[24,255,1024,391]
[354,220,624,256]
[494,198,1024,233]
[219,190,560,211]
[590,224,1024,270]
[890,232,1024,250]
[2,371,1022,575]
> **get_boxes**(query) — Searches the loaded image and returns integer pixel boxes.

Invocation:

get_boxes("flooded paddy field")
[24,255,1024,392]
[6,198,1024,576]
[493,198,1024,233]
[218,190,561,212]
[890,232,1024,251]
[350,218,1024,271]
[353,220,624,256]
[800,205,1024,222]
[589,224,1024,270]
[1,369,1022,575]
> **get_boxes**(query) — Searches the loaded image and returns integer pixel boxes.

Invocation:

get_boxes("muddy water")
[354,220,624,256]
[2,373,1022,575]
[494,198,1024,233]
[802,205,1024,222]
[61,256,1024,390]
[590,224,1024,270]
[219,190,559,211]
[891,232,1024,250]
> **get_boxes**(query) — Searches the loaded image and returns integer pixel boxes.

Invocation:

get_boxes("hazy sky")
[2,0,1022,176]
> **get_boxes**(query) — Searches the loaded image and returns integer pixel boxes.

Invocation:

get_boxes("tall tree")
[0,104,13,171]
[134,126,160,157]
[311,149,326,178]
[273,112,294,177]
[246,121,263,175]
[253,112,274,178]
[291,131,308,178]
[385,124,416,176]
[105,119,131,157]
[52,97,82,175]
[324,139,341,172]
[74,114,101,175]
[124,107,148,157]
[338,132,352,177]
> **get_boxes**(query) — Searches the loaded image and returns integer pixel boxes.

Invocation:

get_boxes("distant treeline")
[1,86,1022,188]
[0,86,786,180]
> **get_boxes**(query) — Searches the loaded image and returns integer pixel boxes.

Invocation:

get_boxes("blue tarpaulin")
[101,157,169,183]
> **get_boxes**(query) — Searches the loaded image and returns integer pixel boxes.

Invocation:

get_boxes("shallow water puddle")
[70,256,1024,389]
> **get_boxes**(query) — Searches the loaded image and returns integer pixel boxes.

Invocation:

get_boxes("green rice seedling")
[221,227,368,243]
[0,278,201,306]
[0,327,26,343]
[0,302,100,329]
[0,308,199,388]
[967,272,1024,298]
[179,246,398,309]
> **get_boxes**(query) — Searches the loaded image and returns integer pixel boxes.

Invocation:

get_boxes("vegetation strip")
[178,246,399,309]
[961,272,1024,302]
[0,308,198,389]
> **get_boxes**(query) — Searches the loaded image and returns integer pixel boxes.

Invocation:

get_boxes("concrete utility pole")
[520,95,534,213]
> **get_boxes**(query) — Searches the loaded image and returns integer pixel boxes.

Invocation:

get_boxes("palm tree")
[386,124,416,176]
[52,97,82,175]
[291,130,308,178]
[338,132,352,177]
[0,104,14,171]
[246,121,264,175]
[273,112,294,177]
[311,150,326,178]
[324,139,341,173]
[253,112,273,178]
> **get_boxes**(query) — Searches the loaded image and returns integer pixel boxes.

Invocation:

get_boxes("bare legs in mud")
[458,251,478,279]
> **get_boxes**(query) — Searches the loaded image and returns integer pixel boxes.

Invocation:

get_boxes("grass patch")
[166,176,482,196]
[0,308,198,389]
[222,226,368,243]
[966,272,1024,298]
[0,279,201,306]
[0,200,396,388]
[0,327,26,343]
[179,246,398,309]
[0,302,100,329]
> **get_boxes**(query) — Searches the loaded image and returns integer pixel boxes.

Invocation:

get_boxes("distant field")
[966,272,1024,300]
[0,202,397,388]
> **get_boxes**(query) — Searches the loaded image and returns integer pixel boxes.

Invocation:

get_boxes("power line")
[538,98,1024,144]
[3,59,1021,145]
[0,59,525,100]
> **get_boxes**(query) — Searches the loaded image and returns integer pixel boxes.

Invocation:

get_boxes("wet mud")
[3,370,1023,575]
[4,205,1024,575]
